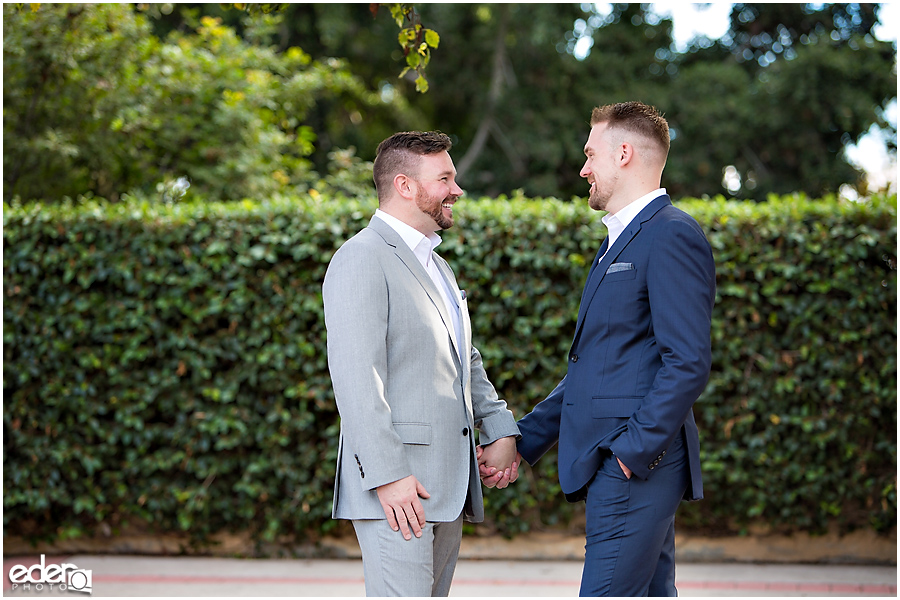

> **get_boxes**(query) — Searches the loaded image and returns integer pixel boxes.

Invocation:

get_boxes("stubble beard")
[587,173,616,212]
[588,184,609,212]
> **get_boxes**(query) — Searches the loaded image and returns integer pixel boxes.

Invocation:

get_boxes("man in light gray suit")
[323,131,520,596]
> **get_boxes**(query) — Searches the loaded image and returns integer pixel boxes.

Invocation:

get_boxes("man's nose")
[579,163,591,178]
[451,181,464,197]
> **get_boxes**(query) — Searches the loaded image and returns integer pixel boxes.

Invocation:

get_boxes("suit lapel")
[577,238,608,314]
[572,195,671,341]
[434,257,468,385]
[368,217,463,370]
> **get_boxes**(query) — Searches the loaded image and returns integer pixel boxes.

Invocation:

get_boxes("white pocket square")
[607,262,634,274]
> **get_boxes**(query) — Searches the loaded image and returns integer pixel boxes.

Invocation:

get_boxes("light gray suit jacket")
[323,216,519,524]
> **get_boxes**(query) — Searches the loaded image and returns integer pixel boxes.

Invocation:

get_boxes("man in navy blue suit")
[481,101,716,596]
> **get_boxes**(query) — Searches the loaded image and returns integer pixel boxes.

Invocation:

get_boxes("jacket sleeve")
[515,375,567,466]
[322,241,412,491]
[609,219,715,480]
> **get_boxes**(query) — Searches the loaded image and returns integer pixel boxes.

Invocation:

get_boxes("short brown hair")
[373,131,452,199]
[590,101,670,155]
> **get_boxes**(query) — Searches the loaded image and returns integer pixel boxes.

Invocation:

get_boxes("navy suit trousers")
[579,431,689,597]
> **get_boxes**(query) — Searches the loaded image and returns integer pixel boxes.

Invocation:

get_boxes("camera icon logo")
[68,568,93,594]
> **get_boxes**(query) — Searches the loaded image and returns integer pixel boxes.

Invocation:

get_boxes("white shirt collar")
[601,188,666,249]
[374,209,441,267]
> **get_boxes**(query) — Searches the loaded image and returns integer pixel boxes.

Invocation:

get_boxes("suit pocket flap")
[393,422,432,445]
[592,397,642,418]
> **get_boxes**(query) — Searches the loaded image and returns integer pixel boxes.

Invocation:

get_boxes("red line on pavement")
[677,580,896,595]
[88,574,896,595]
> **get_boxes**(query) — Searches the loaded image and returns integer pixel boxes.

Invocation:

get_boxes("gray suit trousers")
[353,513,464,596]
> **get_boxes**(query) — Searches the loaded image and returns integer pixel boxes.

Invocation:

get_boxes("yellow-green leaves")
[381,3,439,93]
[387,3,410,27]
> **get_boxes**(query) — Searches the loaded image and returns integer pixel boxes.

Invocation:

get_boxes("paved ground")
[3,554,896,597]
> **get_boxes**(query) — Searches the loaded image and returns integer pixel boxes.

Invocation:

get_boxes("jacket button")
[571,354,579,363]
[462,427,469,436]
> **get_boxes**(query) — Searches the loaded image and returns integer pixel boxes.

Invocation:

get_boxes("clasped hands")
[476,435,521,489]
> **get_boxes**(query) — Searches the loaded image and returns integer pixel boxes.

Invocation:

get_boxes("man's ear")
[394,173,416,200]
[618,142,634,166]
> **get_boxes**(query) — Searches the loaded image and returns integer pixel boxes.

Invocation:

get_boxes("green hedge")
[3,192,896,549]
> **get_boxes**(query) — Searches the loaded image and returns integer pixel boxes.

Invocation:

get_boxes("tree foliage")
[669,2,897,198]
[3,3,896,202]
[2,3,412,202]
[234,2,895,200]
[724,2,882,64]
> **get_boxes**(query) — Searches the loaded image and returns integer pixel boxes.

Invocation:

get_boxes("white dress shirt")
[600,188,666,262]
[374,209,464,361]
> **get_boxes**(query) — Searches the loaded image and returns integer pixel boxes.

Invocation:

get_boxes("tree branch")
[456,4,512,178]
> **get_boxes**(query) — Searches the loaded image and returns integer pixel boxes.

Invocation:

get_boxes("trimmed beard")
[417,189,454,230]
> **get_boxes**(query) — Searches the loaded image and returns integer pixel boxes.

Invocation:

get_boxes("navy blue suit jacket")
[517,195,716,501]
